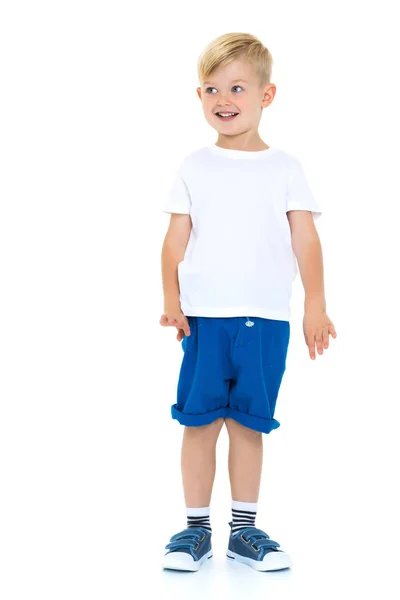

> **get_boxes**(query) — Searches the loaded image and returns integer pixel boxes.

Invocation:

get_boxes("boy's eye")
[205,86,243,94]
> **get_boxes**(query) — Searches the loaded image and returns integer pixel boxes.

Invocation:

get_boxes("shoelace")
[237,527,280,552]
[165,527,208,553]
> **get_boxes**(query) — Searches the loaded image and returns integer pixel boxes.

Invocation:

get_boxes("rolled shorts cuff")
[225,408,280,434]
[171,404,280,434]
[171,404,227,427]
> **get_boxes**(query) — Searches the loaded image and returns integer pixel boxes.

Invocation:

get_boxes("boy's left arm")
[287,210,337,360]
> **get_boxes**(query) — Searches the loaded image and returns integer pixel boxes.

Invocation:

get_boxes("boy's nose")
[215,103,237,111]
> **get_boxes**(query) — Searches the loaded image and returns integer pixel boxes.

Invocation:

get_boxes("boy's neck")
[215,132,269,152]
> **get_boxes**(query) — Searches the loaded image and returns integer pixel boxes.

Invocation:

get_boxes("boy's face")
[196,59,276,136]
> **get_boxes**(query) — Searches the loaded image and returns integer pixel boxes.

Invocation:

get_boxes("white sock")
[231,500,257,533]
[187,506,211,532]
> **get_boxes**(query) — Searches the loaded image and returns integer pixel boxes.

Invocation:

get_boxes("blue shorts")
[171,316,290,434]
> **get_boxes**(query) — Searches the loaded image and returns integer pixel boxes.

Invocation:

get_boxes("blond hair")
[197,32,273,88]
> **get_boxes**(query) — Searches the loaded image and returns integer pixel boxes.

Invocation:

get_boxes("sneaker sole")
[163,549,213,572]
[226,549,292,571]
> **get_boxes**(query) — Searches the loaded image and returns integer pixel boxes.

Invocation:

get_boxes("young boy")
[160,32,337,572]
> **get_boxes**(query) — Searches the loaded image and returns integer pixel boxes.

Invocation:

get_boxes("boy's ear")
[262,84,276,107]
[196,87,202,100]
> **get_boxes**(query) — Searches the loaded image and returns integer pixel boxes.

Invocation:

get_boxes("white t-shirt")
[162,144,322,321]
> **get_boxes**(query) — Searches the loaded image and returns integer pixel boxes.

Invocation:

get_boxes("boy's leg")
[181,417,225,507]
[224,417,293,570]
[225,417,262,503]
[163,419,224,571]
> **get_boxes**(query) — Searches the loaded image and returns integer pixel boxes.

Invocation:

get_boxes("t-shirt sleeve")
[286,159,322,220]
[162,168,191,214]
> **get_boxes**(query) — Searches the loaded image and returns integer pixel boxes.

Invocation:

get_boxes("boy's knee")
[185,418,224,437]
[225,418,261,438]
[203,417,225,434]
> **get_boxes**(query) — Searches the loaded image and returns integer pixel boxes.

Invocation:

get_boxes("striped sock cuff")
[231,500,257,534]
[187,506,212,532]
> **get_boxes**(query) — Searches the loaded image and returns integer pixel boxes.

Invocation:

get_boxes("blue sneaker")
[226,521,292,571]
[162,527,213,571]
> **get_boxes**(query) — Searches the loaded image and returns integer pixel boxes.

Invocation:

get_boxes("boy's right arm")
[161,213,192,314]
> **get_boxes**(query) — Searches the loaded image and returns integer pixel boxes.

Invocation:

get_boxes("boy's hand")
[159,310,191,342]
[303,309,337,360]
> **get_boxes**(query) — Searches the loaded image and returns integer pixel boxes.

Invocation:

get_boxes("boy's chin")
[210,123,241,134]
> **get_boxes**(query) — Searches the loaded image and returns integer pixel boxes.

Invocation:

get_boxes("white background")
[1,1,399,598]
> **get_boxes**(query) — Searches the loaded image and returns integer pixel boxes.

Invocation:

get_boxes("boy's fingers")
[159,314,191,337]
[160,315,171,326]
[322,326,329,349]
[306,335,316,360]
[329,324,337,338]
[179,320,190,336]
[316,330,324,354]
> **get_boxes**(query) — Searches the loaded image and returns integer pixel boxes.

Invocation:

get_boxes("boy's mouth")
[215,112,239,122]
